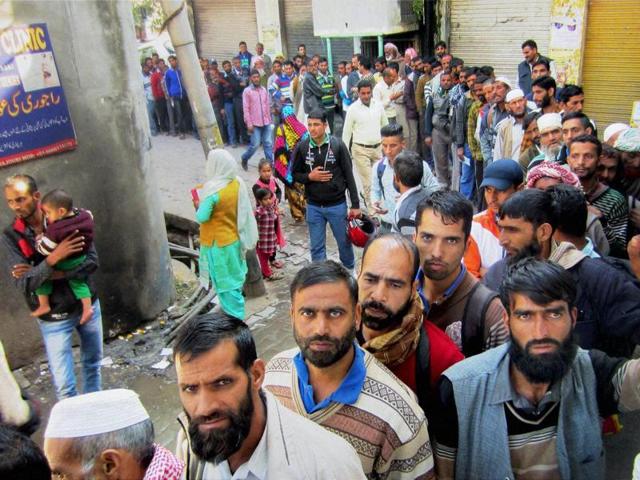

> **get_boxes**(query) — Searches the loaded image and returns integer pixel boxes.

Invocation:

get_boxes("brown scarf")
[360,292,424,367]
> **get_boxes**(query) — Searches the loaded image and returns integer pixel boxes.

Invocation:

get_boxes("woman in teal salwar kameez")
[195,149,258,319]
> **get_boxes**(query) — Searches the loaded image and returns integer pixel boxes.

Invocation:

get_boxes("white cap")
[506,89,524,103]
[537,113,563,134]
[494,76,513,89]
[603,123,630,143]
[45,389,150,438]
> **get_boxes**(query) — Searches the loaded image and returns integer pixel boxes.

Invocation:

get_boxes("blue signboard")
[0,23,77,167]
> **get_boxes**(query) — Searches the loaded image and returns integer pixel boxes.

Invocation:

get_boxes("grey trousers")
[432,127,452,188]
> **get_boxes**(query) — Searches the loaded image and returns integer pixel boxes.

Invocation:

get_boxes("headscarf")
[526,161,582,190]
[274,104,308,185]
[404,47,417,62]
[614,127,640,152]
[201,149,257,251]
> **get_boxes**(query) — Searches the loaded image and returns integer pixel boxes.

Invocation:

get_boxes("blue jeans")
[38,300,103,399]
[306,202,355,269]
[460,144,475,200]
[146,98,158,134]
[224,102,237,145]
[241,125,273,163]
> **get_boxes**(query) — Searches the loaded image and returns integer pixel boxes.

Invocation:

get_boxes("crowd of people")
[2,36,640,480]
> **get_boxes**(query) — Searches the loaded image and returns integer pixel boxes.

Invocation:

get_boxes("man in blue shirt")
[238,41,253,72]
[165,55,187,139]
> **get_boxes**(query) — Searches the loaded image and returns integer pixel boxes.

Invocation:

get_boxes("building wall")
[194,0,259,63]
[448,0,552,81]
[0,1,174,367]
[282,0,353,70]
[581,0,640,128]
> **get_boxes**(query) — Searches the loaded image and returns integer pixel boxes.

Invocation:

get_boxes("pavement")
[19,132,640,478]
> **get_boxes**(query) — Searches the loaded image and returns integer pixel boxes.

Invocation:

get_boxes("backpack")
[461,282,499,356]
[376,160,387,199]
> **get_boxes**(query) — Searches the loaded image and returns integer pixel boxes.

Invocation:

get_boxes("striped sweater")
[264,347,435,480]
[587,184,628,258]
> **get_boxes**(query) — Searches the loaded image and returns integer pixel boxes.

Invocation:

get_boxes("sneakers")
[241,158,249,171]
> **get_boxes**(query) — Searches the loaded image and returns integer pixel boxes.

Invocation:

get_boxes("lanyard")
[306,138,333,171]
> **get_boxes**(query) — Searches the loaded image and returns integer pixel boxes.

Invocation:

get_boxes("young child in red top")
[252,159,285,269]
[34,189,95,324]
[254,188,285,280]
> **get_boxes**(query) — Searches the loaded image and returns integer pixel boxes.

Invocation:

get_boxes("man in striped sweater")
[263,261,435,479]
[567,134,629,257]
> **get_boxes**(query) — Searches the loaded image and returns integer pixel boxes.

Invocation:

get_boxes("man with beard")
[432,258,640,480]
[263,261,435,479]
[528,112,563,169]
[2,175,102,400]
[174,312,365,479]
[357,233,463,416]
[483,188,640,356]
[464,160,523,278]
[531,75,560,114]
[567,135,628,257]
[414,190,509,356]
[493,89,529,160]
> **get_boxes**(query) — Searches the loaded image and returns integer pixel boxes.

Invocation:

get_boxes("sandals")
[265,271,284,281]
[270,260,285,269]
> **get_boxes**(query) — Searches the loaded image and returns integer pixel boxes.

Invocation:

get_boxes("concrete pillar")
[353,36,361,54]
[0,1,174,366]
[325,38,333,73]
[254,0,286,58]
[377,35,384,58]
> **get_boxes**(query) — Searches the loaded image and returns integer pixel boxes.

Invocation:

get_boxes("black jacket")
[292,135,360,208]
[483,256,640,356]
[2,223,98,322]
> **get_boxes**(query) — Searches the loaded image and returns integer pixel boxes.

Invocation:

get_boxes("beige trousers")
[351,143,382,207]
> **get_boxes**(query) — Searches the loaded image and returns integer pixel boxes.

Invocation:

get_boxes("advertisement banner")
[547,0,588,85]
[0,23,77,167]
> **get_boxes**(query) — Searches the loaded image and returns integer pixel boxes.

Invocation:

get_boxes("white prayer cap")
[603,122,630,143]
[506,89,524,103]
[494,76,513,89]
[537,113,563,134]
[45,389,150,438]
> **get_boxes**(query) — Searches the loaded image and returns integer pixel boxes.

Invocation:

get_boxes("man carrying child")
[2,175,103,400]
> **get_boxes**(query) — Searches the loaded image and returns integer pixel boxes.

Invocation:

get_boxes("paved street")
[19,133,639,478]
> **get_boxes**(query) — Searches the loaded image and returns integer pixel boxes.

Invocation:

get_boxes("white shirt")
[203,417,268,479]
[371,156,440,225]
[342,99,388,146]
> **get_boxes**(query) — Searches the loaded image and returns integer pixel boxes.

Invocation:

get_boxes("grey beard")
[542,143,562,161]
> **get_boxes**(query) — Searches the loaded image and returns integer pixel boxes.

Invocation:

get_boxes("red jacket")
[150,70,165,100]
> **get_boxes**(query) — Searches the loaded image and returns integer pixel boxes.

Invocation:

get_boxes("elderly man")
[173,313,365,479]
[44,389,183,480]
[264,261,435,479]
[433,258,640,479]
[528,112,563,169]
[373,67,404,124]
[493,89,528,161]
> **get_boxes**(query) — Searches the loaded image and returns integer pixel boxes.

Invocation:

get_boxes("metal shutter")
[582,0,640,129]
[282,0,353,70]
[450,0,552,83]
[194,0,259,63]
